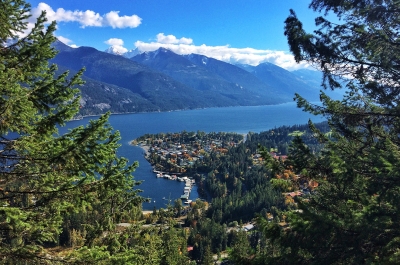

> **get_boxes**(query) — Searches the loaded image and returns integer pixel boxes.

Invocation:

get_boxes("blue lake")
[61,102,324,210]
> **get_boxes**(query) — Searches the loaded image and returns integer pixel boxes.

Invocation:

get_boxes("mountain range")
[50,40,335,116]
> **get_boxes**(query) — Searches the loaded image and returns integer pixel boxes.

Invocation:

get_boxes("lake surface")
[61,102,324,210]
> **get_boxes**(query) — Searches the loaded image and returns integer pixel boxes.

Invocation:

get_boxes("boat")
[180,194,189,200]
[184,200,192,204]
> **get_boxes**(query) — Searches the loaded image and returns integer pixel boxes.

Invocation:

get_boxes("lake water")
[61,102,324,210]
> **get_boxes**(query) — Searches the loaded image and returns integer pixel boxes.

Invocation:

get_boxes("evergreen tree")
[228,231,254,265]
[160,226,190,265]
[0,1,143,263]
[201,243,214,265]
[259,0,400,264]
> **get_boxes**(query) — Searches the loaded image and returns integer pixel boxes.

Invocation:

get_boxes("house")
[243,224,254,232]
[288,191,302,197]
[278,222,289,229]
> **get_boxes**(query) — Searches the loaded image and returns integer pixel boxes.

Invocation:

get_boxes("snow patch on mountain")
[104,46,141,58]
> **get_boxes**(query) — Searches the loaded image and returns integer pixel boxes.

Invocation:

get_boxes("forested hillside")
[0,2,189,264]
[253,0,400,264]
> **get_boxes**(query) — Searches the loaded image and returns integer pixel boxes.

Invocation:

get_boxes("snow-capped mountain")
[104,46,141,58]
[104,46,125,56]
[123,48,141,58]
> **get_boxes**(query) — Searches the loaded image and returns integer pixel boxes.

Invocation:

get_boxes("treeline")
[245,121,330,155]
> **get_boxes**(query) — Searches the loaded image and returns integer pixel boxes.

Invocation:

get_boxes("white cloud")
[105,38,124,46]
[111,45,128,54]
[156,33,193,45]
[57,35,72,44]
[134,34,310,70]
[56,35,80,48]
[31,2,142,29]
[104,11,141,29]
[104,38,128,54]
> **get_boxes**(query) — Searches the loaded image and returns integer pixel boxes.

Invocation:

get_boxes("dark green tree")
[0,0,143,263]
[201,243,214,265]
[228,231,254,265]
[259,0,400,264]
[174,198,183,217]
[160,226,190,265]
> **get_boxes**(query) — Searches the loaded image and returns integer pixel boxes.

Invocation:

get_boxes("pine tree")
[259,0,400,264]
[201,243,214,265]
[0,1,143,263]
[228,231,254,265]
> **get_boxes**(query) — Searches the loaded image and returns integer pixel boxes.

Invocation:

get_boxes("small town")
[132,131,246,174]
[133,130,318,206]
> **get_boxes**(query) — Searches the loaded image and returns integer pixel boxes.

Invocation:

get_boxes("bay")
[60,102,324,210]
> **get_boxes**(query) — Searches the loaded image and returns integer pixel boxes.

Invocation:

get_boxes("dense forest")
[2,0,400,264]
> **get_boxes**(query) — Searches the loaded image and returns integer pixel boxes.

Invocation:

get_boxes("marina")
[153,170,195,202]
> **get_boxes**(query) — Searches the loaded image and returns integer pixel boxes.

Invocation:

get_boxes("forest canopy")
[255,0,400,264]
[0,1,147,263]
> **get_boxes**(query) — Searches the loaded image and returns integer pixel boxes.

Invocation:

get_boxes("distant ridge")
[51,40,328,116]
[131,48,288,104]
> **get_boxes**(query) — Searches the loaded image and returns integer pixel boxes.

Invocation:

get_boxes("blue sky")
[27,0,329,70]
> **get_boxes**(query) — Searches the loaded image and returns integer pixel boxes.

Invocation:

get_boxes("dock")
[153,169,195,202]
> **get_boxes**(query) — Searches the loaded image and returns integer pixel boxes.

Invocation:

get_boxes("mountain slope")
[184,54,286,99]
[132,48,288,105]
[50,41,330,115]
[237,63,321,101]
[51,43,218,111]
[291,69,347,100]
[55,65,158,116]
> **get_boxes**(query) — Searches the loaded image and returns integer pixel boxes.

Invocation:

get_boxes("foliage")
[0,1,145,263]
[257,0,400,264]
[228,231,255,265]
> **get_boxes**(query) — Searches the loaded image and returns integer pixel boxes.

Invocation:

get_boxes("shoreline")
[70,102,293,121]
[137,144,151,156]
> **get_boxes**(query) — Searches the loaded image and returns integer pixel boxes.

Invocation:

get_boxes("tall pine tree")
[259,0,400,264]
[0,1,144,263]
